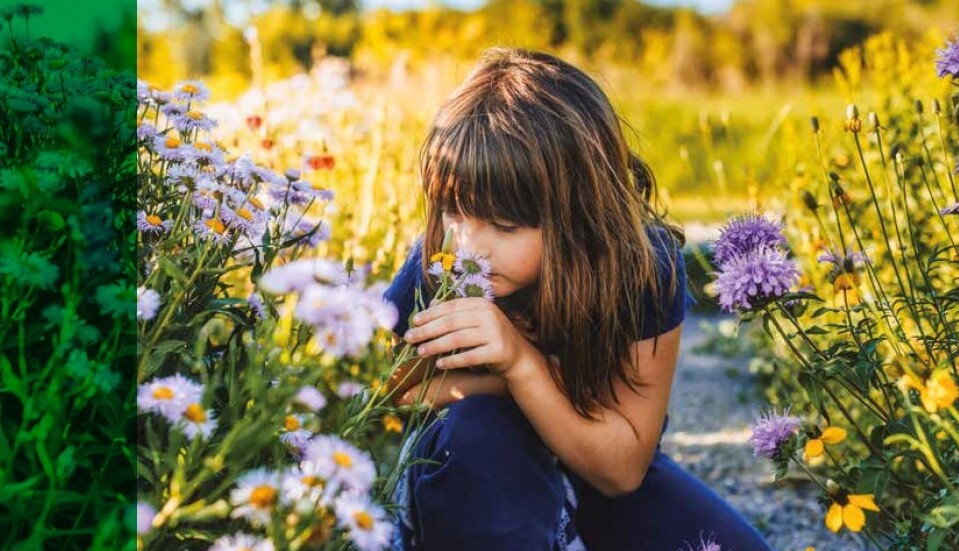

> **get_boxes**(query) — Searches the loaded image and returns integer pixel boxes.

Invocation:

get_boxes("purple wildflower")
[136,502,156,536]
[816,248,868,268]
[456,273,495,301]
[748,409,802,459]
[941,201,959,216]
[713,214,786,267]
[136,211,172,234]
[454,249,492,277]
[136,122,157,142]
[160,102,187,120]
[935,38,959,79]
[678,533,722,551]
[427,261,446,279]
[171,110,217,133]
[258,258,348,295]
[248,292,267,320]
[714,246,800,312]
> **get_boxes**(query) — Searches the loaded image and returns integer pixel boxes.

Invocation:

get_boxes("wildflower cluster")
[135,78,415,551]
[730,37,959,547]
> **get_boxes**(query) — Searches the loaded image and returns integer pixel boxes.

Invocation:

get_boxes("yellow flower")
[825,493,879,533]
[900,370,958,413]
[804,426,847,462]
[430,252,455,272]
[383,414,403,433]
[922,370,958,413]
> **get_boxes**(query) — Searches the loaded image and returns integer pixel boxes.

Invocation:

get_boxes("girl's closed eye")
[492,222,517,234]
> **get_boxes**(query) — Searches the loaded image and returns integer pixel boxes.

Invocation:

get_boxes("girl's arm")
[504,325,682,498]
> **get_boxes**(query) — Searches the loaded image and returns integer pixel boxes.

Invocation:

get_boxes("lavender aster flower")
[171,110,217,133]
[456,273,495,301]
[136,122,157,143]
[137,287,161,321]
[173,80,211,103]
[248,292,267,320]
[816,248,868,269]
[160,102,187,119]
[454,249,492,276]
[713,214,786,267]
[714,246,800,312]
[748,409,802,459]
[136,211,172,234]
[940,201,959,216]
[136,502,156,536]
[935,38,959,79]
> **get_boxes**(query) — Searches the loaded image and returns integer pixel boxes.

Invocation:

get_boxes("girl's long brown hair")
[418,47,684,420]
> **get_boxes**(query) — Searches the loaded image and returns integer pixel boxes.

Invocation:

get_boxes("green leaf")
[0,353,25,400]
[158,255,188,286]
[805,326,829,335]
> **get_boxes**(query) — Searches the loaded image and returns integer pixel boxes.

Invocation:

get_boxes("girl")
[382,48,772,551]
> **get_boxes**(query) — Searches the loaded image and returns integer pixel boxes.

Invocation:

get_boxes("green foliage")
[0,4,137,549]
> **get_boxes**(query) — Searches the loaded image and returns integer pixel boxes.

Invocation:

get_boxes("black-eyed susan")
[803,426,847,462]
[825,491,879,533]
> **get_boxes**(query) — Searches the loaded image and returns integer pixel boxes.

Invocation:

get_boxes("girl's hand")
[403,297,537,377]
[392,370,509,410]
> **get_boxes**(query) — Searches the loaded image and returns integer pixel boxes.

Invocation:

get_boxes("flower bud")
[914,99,923,114]
[826,479,840,493]
[932,99,941,115]
[868,112,879,128]
[801,190,819,212]
[915,155,924,167]
[846,104,859,119]
[810,116,820,133]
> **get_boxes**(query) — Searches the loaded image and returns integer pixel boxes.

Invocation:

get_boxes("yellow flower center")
[353,511,374,531]
[152,386,174,400]
[186,110,203,120]
[164,136,181,149]
[181,84,199,94]
[205,218,226,235]
[249,485,277,508]
[183,403,206,423]
[383,414,403,433]
[302,475,324,488]
[285,415,301,431]
[237,208,254,221]
[249,197,265,210]
[333,451,353,469]
[146,214,163,226]
[194,142,212,152]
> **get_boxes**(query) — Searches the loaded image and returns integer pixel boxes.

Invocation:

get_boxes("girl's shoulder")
[382,234,428,337]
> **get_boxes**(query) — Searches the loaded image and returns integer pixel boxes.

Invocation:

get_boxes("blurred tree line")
[138,0,958,94]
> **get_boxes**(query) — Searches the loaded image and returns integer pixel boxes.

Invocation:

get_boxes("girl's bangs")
[422,115,541,227]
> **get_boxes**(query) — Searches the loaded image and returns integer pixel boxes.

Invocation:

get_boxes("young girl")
[382,48,772,551]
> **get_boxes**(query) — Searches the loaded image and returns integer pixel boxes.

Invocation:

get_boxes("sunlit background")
[137,0,958,243]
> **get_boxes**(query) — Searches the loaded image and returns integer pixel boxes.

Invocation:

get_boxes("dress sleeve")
[382,235,427,337]
[637,227,696,341]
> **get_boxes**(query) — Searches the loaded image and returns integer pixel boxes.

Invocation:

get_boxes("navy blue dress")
[382,230,772,551]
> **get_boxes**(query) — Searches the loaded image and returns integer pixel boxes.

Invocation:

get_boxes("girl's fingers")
[411,297,489,328]
[405,311,481,345]
[435,344,493,370]
[415,327,484,358]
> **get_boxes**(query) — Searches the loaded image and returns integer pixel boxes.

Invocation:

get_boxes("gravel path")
[661,313,877,551]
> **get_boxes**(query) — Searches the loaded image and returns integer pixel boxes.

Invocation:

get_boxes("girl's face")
[441,210,543,298]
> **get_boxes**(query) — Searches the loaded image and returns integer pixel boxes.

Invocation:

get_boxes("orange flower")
[902,370,958,413]
[430,252,455,272]
[383,414,403,433]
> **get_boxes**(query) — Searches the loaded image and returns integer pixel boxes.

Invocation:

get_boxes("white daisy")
[302,435,376,493]
[230,468,283,526]
[281,462,340,507]
[176,403,218,439]
[171,110,218,133]
[334,492,393,551]
[195,216,233,244]
[209,532,275,551]
[152,133,189,163]
[137,287,161,321]
[137,374,204,419]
